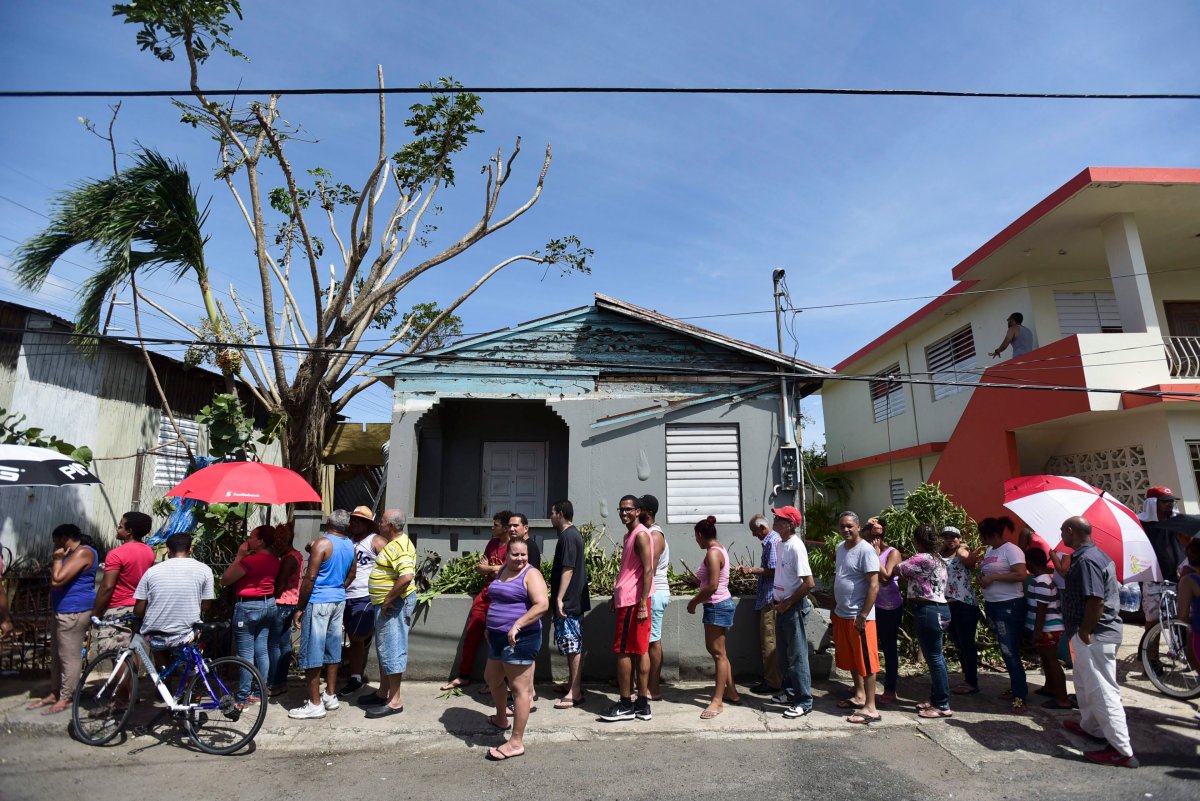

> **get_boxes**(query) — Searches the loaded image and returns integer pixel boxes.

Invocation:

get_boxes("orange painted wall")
[928,337,1092,522]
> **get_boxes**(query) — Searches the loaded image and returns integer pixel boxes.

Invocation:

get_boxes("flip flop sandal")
[917,708,954,719]
[916,702,934,711]
[487,715,512,731]
[553,696,586,709]
[486,746,525,761]
[836,699,865,709]
[846,711,881,725]
[439,679,471,691]
[700,708,723,719]
[26,698,55,710]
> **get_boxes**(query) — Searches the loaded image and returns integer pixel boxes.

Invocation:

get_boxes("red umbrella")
[1002,475,1160,582]
[166,461,320,505]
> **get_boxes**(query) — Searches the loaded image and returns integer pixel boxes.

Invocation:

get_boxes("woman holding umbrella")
[29,524,97,715]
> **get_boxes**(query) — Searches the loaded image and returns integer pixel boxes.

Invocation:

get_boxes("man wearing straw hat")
[338,506,386,697]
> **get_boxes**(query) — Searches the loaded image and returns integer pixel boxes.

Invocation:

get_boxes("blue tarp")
[147,456,220,546]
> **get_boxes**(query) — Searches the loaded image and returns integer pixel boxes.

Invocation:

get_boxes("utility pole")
[772,269,804,532]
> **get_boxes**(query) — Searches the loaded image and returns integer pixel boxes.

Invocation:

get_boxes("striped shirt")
[133,557,215,638]
[1024,574,1063,632]
[368,534,417,604]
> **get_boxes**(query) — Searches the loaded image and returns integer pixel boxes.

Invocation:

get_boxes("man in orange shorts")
[832,511,881,724]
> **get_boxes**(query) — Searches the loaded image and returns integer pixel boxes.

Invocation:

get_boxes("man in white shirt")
[768,506,815,718]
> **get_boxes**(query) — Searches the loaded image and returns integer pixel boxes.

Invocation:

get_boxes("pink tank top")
[613,525,649,607]
[696,542,731,603]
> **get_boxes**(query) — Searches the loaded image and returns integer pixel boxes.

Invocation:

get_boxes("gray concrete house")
[374,294,830,564]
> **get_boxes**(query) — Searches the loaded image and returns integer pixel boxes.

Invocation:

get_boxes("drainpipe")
[772,269,803,527]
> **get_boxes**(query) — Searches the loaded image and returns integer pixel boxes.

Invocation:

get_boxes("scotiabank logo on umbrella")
[224,491,263,499]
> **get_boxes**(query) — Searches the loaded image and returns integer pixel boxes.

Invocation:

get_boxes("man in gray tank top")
[990,312,1035,359]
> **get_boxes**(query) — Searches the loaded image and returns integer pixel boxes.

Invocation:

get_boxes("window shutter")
[666,424,741,523]
[889,478,906,508]
[925,324,977,401]
[154,415,200,487]
[1055,292,1122,335]
[869,363,905,422]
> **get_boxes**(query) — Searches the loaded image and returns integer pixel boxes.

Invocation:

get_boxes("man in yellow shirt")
[362,509,417,718]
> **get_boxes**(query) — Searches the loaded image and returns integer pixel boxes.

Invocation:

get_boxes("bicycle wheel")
[182,656,267,755]
[71,649,138,746]
[1140,621,1200,699]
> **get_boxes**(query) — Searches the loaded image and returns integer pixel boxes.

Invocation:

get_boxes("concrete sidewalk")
[1,625,1196,767]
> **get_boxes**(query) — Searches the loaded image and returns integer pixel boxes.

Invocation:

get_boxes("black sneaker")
[634,698,652,721]
[336,676,364,697]
[599,701,636,722]
[749,682,778,695]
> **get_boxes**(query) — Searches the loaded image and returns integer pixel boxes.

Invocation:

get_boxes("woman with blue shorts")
[687,516,742,719]
[483,538,549,760]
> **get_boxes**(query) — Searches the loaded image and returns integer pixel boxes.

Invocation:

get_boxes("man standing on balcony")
[990,312,1035,359]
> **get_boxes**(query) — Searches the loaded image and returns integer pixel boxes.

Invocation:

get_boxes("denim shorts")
[649,590,670,643]
[299,601,345,670]
[702,597,736,628]
[486,626,541,665]
[554,614,583,655]
[374,594,417,675]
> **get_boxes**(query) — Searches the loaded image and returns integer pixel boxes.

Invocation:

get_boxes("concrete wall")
[391,394,788,570]
[377,595,832,682]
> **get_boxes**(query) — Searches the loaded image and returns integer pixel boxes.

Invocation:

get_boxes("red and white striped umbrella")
[1002,475,1160,583]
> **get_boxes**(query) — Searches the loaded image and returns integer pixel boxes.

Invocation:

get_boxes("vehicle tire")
[182,656,267,755]
[71,649,138,746]
[1139,621,1200,700]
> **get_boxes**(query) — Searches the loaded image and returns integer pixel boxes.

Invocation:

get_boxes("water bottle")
[1118,582,1141,612]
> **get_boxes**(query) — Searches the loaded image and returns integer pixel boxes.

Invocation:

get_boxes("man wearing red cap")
[1137,486,1184,631]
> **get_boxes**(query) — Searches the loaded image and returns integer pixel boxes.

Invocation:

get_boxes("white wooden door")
[481,441,547,520]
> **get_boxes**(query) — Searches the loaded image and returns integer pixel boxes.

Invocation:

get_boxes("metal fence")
[1,562,53,673]
[1164,336,1200,378]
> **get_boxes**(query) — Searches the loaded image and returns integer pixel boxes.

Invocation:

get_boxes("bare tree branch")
[229,285,281,406]
[134,289,203,337]
[130,273,193,463]
[332,375,382,415]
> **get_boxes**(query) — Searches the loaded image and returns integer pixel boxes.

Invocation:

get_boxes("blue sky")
[1,2,1198,442]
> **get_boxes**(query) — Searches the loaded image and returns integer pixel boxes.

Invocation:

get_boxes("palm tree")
[14,147,234,378]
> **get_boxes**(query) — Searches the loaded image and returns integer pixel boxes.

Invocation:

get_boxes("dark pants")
[875,605,903,694]
[947,601,980,689]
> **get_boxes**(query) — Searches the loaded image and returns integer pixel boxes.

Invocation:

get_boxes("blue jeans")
[913,603,951,710]
[233,597,275,702]
[268,603,296,690]
[947,601,980,689]
[374,594,418,676]
[986,597,1027,700]
[775,598,813,711]
[875,604,902,694]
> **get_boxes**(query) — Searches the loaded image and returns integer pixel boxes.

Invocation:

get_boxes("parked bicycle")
[71,616,267,755]
[1138,582,1200,699]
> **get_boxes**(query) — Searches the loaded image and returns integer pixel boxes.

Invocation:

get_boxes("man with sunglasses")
[600,495,655,722]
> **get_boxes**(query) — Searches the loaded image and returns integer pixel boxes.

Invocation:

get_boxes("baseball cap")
[772,506,803,525]
[940,525,962,537]
[350,505,379,530]
[1147,486,1176,501]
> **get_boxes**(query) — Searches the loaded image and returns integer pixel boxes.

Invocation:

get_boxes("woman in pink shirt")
[687,516,741,719]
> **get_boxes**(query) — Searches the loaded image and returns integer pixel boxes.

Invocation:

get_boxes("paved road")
[0,723,1196,801]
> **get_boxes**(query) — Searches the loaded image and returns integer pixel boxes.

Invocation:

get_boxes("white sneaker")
[321,692,340,710]
[288,701,326,720]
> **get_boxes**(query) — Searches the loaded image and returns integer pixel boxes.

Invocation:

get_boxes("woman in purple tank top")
[483,537,548,761]
[687,516,742,719]
[866,516,903,705]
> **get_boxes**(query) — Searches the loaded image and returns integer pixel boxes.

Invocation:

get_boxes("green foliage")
[0,407,92,464]
[416,550,487,604]
[392,79,483,192]
[396,301,463,350]
[196,393,283,460]
[876,482,980,559]
[535,236,593,276]
[113,0,246,64]
[190,500,249,568]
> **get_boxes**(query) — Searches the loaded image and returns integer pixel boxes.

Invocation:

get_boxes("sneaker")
[288,701,326,720]
[749,682,778,695]
[1063,720,1107,743]
[770,691,794,704]
[321,692,340,711]
[1010,698,1026,714]
[1084,747,1139,769]
[336,677,364,697]
[782,704,811,719]
[598,701,636,722]
[634,698,652,721]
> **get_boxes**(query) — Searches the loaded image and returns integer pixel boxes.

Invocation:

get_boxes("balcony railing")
[1164,336,1200,378]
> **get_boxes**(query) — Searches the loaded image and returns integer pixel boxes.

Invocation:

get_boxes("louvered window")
[1055,291,1122,335]
[925,324,977,401]
[890,478,906,508]
[154,415,200,487]
[666,424,741,523]
[869,363,905,423]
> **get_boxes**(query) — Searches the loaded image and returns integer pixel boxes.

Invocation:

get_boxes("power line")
[3,85,1200,101]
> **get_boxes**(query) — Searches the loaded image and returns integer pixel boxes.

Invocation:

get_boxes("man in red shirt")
[92,511,156,654]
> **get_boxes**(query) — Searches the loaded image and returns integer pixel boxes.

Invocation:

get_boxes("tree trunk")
[281,359,333,493]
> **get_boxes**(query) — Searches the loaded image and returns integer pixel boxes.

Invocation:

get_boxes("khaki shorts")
[94,606,134,655]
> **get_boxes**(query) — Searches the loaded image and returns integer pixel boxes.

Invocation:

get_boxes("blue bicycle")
[71,617,266,755]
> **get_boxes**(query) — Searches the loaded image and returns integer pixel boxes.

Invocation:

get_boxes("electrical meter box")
[779,446,799,491]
